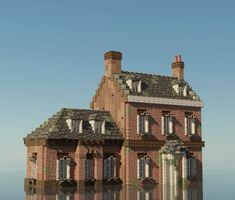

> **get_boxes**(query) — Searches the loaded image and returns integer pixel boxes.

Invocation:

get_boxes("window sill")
[103,177,122,185]
[59,179,77,187]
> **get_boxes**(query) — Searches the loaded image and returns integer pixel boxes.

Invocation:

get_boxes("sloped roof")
[118,71,200,100]
[24,108,122,141]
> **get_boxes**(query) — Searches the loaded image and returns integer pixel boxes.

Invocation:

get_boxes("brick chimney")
[172,55,184,80]
[104,51,122,78]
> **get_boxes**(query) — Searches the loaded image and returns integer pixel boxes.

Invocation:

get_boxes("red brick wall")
[126,102,202,140]
[123,146,161,184]
[92,76,126,134]
[26,146,44,180]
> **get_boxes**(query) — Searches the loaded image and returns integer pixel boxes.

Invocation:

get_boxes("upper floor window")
[104,155,117,179]
[137,155,150,179]
[137,111,149,135]
[162,113,174,135]
[185,114,196,135]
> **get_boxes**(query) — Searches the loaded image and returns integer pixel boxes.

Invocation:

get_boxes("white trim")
[56,160,59,180]
[184,117,188,135]
[128,95,203,108]
[66,159,71,179]
[168,117,173,134]
[144,115,149,133]
[137,115,140,134]
[191,118,196,135]
[145,158,150,178]
[162,116,165,135]
[182,156,187,179]
[137,159,140,179]
[137,81,142,93]
[79,120,83,133]
[101,121,106,134]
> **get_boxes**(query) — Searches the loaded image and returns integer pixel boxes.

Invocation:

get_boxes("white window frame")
[66,119,83,133]
[137,156,150,179]
[90,120,105,134]
[162,114,173,135]
[137,112,149,134]
[185,115,196,135]
[56,156,71,181]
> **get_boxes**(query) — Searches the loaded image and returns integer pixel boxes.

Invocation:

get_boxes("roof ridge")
[121,70,177,79]
[60,108,111,113]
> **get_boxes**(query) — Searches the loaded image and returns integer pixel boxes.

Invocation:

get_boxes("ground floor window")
[137,155,150,179]
[30,153,37,179]
[104,155,117,178]
[85,153,94,180]
[187,157,197,178]
[56,156,71,180]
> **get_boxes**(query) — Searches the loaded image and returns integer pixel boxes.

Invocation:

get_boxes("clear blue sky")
[0,0,234,170]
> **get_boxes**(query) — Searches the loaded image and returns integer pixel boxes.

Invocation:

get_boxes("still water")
[0,169,234,200]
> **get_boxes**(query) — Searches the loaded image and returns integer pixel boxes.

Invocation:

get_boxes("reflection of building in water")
[23,51,204,198]
[56,192,73,200]
[25,184,202,200]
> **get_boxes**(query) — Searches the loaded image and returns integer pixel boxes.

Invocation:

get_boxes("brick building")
[24,51,204,198]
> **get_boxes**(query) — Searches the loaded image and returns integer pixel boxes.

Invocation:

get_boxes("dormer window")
[173,83,187,97]
[89,120,105,134]
[137,110,149,134]
[185,113,196,135]
[162,113,174,135]
[66,119,83,133]
[126,79,142,93]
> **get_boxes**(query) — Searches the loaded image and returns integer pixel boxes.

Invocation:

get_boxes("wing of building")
[24,51,205,199]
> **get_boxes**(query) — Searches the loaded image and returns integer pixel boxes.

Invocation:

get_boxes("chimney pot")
[172,55,184,80]
[104,51,122,78]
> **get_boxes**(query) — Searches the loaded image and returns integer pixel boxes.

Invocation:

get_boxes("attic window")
[126,79,142,93]
[173,83,187,97]
[66,119,83,133]
[89,120,105,134]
